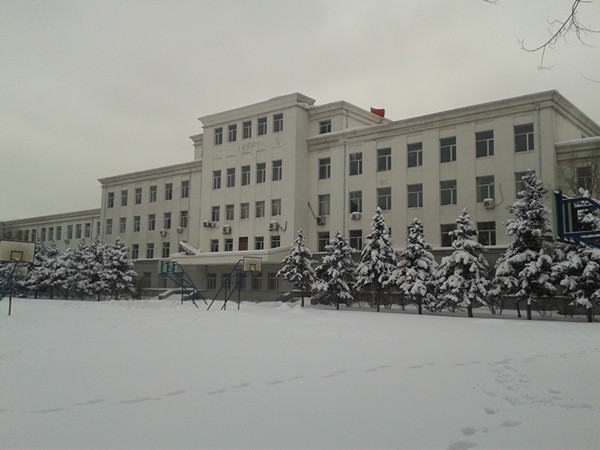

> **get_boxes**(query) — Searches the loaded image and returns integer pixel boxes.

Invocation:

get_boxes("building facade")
[2,91,599,299]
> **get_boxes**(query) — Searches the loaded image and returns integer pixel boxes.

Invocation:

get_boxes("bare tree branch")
[519,0,599,69]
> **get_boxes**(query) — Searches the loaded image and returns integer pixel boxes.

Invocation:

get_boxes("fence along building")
[2,91,599,299]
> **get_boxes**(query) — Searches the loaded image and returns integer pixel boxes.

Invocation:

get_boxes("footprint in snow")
[447,440,477,450]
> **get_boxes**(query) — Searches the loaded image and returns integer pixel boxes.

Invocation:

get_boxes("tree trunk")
[301,295,305,307]
[527,298,532,320]
[516,299,521,318]
[417,300,422,315]
[586,306,593,323]
[467,304,473,318]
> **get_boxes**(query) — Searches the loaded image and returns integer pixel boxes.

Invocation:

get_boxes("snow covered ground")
[1,298,599,450]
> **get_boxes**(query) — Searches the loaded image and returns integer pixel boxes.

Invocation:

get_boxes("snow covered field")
[1,298,599,450]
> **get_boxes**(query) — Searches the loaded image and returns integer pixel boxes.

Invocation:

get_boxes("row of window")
[210,200,281,222]
[214,113,283,145]
[18,222,98,243]
[205,272,280,290]
[319,124,535,179]
[105,211,189,234]
[212,160,282,189]
[107,181,190,208]
[209,235,280,253]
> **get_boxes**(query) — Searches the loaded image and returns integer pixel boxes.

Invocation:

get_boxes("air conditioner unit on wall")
[176,227,184,233]
[316,216,326,226]
[203,220,215,228]
[483,198,495,209]
[222,224,231,234]
[160,229,168,237]
[269,221,279,232]
[350,212,362,221]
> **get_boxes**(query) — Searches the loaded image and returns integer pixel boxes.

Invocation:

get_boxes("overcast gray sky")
[2,0,599,220]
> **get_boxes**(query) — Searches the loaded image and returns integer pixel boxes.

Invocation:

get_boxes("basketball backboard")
[243,256,262,274]
[0,240,36,263]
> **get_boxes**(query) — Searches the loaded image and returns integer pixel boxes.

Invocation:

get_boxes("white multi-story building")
[2,91,599,299]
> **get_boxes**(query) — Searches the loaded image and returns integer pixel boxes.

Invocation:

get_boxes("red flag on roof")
[370,107,385,118]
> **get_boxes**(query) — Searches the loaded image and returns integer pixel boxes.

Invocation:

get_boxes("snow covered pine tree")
[312,230,357,309]
[493,169,555,320]
[436,208,492,317]
[387,218,437,314]
[356,207,395,312]
[276,229,316,307]
[103,237,137,300]
[553,189,600,322]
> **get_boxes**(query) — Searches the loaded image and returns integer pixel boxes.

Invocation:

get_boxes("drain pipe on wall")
[536,105,543,180]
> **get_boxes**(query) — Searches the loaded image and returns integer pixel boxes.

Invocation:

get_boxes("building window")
[121,190,128,206]
[440,180,457,206]
[227,168,235,187]
[268,273,279,290]
[148,214,156,231]
[258,117,267,136]
[119,217,126,234]
[319,120,331,134]
[165,183,173,200]
[240,202,249,220]
[318,194,330,216]
[163,212,171,229]
[440,137,457,163]
[270,235,281,248]
[256,201,265,218]
[477,221,496,246]
[255,236,264,250]
[271,199,282,216]
[41,228,46,241]
[477,175,495,202]
[441,224,457,247]
[76,224,82,239]
[149,185,157,203]
[243,121,252,139]
[213,170,221,190]
[135,187,142,204]
[181,180,190,198]
[134,216,141,232]
[407,142,423,168]
[179,211,188,228]
[210,239,219,252]
[84,223,91,238]
[67,225,73,239]
[273,113,283,132]
[377,187,392,211]
[224,238,234,252]
[239,236,248,251]
[349,190,362,213]
[349,152,363,176]
[408,183,423,208]
[272,160,282,181]
[319,157,331,180]
[215,127,223,145]
[476,130,494,158]
[251,274,263,290]
[318,232,330,252]
[515,171,528,198]
[256,163,266,183]
[107,192,114,208]
[56,226,62,240]
[225,204,234,221]
[162,242,170,259]
[211,206,220,222]
[577,166,592,191]
[31,229,36,241]
[131,244,139,260]
[207,273,217,289]
[228,124,237,142]
[146,243,154,259]
[349,230,363,250]
[514,124,534,152]
[221,274,231,290]
[377,148,392,172]
[241,165,251,186]
[106,219,113,235]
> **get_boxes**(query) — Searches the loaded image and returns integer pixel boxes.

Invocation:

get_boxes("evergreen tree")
[493,169,555,320]
[22,240,47,298]
[553,189,600,322]
[276,229,316,307]
[81,237,108,300]
[387,218,437,314]
[356,208,395,312]
[436,208,492,317]
[312,231,357,310]
[103,237,137,300]
[39,241,60,298]
[64,240,89,299]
